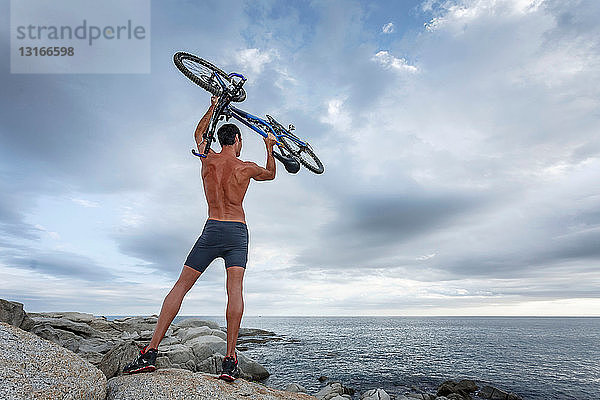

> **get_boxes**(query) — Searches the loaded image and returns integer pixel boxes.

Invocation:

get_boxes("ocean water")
[174,316,600,400]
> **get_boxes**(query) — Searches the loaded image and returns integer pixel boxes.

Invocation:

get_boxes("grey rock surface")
[106,368,316,400]
[360,388,391,400]
[478,385,522,400]
[315,382,345,400]
[286,382,307,393]
[0,299,33,330]
[175,317,220,330]
[23,307,270,380]
[98,340,141,378]
[0,321,106,400]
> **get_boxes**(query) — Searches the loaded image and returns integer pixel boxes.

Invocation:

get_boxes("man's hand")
[264,132,277,148]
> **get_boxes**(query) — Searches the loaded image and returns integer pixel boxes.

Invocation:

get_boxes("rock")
[237,352,270,380]
[175,318,220,330]
[238,327,277,336]
[478,385,522,400]
[286,383,307,393]
[361,388,391,400]
[0,321,106,400]
[211,328,228,340]
[98,340,141,378]
[112,316,158,334]
[156,356,173,369]
[42,311,96,323]
[437,379,476,400]
[106,368,316,399]
[6,302,273,385]
[315,382,345,400]
[159,335,180,346]
[161,343,196,366]
[455,380,478,393]
[196,354,223,374]
[31,316,96,337]
[318,375,328,382]
[0,299,34,330]
[178,326,213,342]
[120,331,141,340]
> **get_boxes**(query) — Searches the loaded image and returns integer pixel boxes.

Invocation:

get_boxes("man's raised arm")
[246,133,277,181]
[195,96,219,154]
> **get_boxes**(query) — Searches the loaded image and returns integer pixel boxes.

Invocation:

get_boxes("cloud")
[372,50,418,73]
[1,0,599,315]
[382,22,395,33]
[3,250,116,281]
[71,198,100,208]
[234,48,278,76]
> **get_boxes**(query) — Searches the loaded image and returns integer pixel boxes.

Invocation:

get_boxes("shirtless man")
[123,96,277,381]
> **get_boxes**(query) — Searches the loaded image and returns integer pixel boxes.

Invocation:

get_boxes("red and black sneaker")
[123,346,158,374]
[219,354,240,382]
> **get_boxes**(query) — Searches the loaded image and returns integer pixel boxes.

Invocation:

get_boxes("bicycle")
[173,52,324,174]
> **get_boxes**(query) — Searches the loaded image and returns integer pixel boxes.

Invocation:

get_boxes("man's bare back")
[195,96,277,224]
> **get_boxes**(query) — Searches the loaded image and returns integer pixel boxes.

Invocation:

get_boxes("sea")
[162,316,598,400]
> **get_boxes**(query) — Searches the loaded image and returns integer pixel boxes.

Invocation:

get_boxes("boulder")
[361,388,391,400]
[98,340,142,378]
[286,383,307,393]
[315,382,345,400]
[0,299,34,330]
[405,394,435,400]
[160,343,196,366]
[478,385,522,400]
[178,325,213,342]
[437,379,477,400]
[211,328,228,340]
[175,318,220,330]
[112,316,159,333]
[0,321,106,400]
[106,368,316,400]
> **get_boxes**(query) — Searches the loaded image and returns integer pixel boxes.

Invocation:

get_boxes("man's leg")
[148,265,201,349]
[225,266,245,358]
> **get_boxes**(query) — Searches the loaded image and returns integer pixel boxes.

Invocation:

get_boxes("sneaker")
[219,354,240,382]
[123,346,158,374]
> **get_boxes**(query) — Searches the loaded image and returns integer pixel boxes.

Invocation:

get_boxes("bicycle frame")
[192,71,307,159]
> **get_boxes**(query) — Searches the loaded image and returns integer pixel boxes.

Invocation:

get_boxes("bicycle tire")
[269,118,324,174]
[173,52,246,102]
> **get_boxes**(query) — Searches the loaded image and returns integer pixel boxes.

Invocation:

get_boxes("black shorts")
[184,219,249,273]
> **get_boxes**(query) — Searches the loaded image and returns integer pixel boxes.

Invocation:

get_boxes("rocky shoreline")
[0,299,523,400]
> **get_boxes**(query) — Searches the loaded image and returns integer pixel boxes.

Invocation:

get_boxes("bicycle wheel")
[268,116,324,174]
[173,52,246,102]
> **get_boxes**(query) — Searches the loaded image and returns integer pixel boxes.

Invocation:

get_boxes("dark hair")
[217,123,241,146]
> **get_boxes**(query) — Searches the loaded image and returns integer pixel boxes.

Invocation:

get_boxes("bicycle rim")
[280,136,324,174]
[173,52,246,102]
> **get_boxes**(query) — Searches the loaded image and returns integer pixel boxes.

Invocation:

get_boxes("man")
[123,96,277,381]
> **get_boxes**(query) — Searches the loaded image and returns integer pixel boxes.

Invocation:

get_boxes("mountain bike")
[173,51,324,174]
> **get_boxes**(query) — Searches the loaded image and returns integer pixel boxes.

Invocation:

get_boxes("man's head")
[217,123,242,156]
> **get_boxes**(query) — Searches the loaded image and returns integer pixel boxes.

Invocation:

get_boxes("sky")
[1,0,599,317]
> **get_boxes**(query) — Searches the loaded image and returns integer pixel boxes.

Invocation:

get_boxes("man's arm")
[195,96,219,154]
[246,133,277,181]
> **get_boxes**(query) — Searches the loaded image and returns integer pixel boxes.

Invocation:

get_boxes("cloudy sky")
[1,0,599,317]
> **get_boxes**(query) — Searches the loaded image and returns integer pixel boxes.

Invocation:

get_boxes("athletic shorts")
[184,219,249,273]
